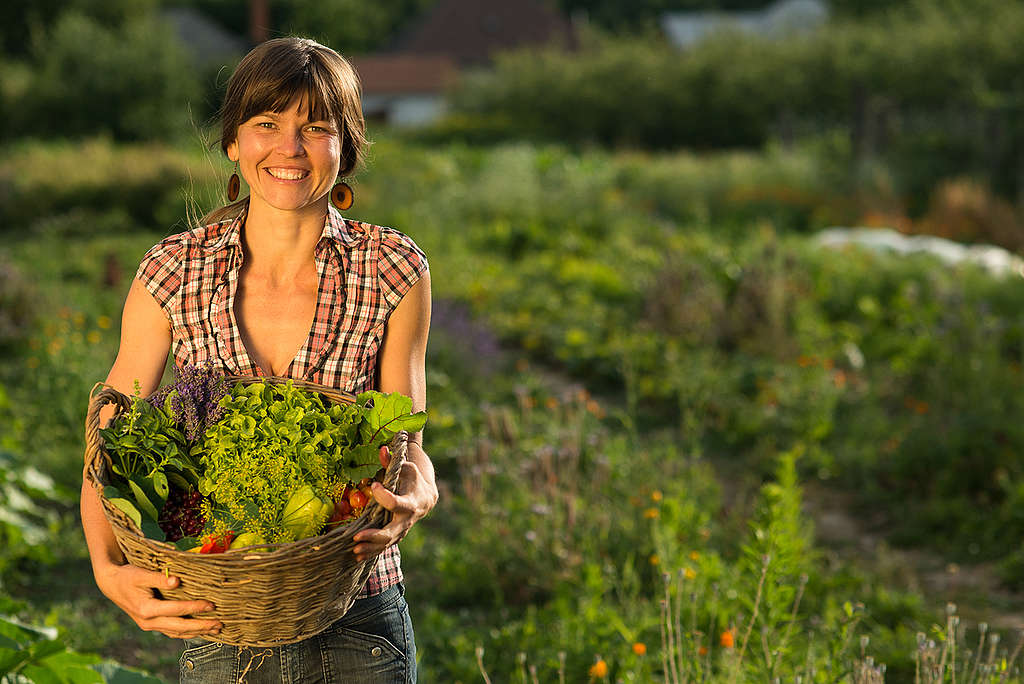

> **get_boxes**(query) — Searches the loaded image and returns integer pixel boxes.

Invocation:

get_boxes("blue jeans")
[179,583,416,683]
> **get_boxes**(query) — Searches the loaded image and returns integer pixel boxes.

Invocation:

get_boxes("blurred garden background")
[3,0,1024,681]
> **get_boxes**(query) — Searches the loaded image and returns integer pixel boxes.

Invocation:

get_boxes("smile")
[265,168,310,180]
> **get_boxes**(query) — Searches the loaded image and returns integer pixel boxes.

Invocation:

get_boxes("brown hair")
[202,37,368,224]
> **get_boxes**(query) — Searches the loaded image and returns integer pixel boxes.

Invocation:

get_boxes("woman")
[80,37,436,682]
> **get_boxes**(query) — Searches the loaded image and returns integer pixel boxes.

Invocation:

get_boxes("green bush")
[443,0,1024,206]
[0,138,222,231]
[11,9,199,141]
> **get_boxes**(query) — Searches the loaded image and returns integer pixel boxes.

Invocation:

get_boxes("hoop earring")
[227,163,240,202]
[331,181,354,211]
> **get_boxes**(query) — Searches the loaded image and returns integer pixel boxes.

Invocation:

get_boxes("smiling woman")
[80,37,434,684]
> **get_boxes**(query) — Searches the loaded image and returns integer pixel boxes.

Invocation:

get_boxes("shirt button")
[371,646,383,657]
[185,659,195,670]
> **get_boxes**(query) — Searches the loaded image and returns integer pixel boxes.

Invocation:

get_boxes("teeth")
[267,168,308,180]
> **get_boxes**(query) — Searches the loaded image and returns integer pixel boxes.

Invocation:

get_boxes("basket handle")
[84,382,131,481]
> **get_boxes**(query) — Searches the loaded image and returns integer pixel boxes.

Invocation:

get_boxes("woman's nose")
[277,129,305,156]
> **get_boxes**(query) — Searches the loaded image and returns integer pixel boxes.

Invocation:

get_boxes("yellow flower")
[87,330,102,344]
[632,642,646,656]
[649,554,660,566]
[683,567,697,580]
[689,550,700,561]
[97,315,112,329]
[643,508,659,519]
[588,658,608,679]
[650,490,663,502]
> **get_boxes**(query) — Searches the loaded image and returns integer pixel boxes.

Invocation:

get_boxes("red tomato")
[349,490,368,509]
[331,498,352,522]
[379,446,390,468]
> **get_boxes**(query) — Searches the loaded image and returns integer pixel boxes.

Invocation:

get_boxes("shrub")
[13,9,199,141]
[0,258,34,352]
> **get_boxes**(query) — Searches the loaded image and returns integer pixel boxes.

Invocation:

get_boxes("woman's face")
[227,97,341,214]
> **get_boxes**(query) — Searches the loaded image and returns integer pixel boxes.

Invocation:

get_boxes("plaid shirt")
[135,202,428,597]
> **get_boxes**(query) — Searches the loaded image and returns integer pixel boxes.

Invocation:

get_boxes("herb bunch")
[99,383,200,539]
[147,363,230,442]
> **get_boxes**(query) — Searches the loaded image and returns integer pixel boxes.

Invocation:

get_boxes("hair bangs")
[239,64,339,127]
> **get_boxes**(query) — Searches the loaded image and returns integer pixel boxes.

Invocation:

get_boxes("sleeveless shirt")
[134,202,429,597]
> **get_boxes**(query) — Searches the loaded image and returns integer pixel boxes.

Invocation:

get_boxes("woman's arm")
[352,271,437,561]
[81,278,221,638]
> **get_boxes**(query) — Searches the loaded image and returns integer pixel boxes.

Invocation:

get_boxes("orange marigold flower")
[545,396,559,410]
[720,629,735,648]
[585,399,605,418]
[643,508,659,519]
[589,658,609,678]
[689,550,700,561]
[797,355,814,367]
[632,642,646,656]
[649,554,660,566]
[698,645,708,656]
[650,490,663,502]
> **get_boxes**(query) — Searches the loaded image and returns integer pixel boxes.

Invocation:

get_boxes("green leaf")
[108,498,142,531]
[166,472,190,490]
[126,480,159,522]
[93,660,164,683]
[356,391,426,444]
[150,471,169,503]
[172,537,199,551]
[0,646,26,673]
[140,518,164,541]
[22,663,66,684]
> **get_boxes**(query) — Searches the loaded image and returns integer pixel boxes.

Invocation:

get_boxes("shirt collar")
[201,201,366,255]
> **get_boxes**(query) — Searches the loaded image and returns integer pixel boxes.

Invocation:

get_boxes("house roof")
[386,0,576,67]
[352,54,458,95]
[160,7,248,65]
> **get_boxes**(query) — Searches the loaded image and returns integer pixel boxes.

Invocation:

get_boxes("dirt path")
[802,480,1024,631]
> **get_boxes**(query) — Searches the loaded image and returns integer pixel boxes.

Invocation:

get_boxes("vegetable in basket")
[98,370,427,552]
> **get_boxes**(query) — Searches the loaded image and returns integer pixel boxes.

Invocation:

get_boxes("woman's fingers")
[138,614,223,639]
[104,565,222,637]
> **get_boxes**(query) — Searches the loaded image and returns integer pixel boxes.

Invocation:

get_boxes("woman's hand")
[351,455,438,562]
[94,562,222,639]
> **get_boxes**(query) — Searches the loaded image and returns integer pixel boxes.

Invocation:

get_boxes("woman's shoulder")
[139,214,242,265]
[370,224,426,260]
[368,224,429,307]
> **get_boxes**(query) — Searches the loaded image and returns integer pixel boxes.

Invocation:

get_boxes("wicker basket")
[83,374,407,647]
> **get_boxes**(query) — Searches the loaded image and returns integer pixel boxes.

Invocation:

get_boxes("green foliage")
[0,258,35,352]
[0,0,157,56]
[169,0,435,54]
[9,9,199,141]
[0,138,213,232]
[0,449,58,589]
[0,597,162,683]
[443,0,1024,204]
